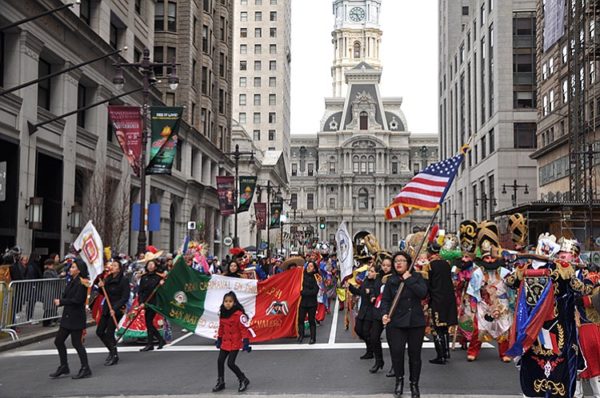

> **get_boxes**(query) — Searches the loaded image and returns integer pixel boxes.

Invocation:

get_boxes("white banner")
[335,221,354,280]
[73,220,104,282]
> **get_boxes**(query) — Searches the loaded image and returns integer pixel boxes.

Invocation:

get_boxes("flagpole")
[386,208,439,321]
[100,284,120,328]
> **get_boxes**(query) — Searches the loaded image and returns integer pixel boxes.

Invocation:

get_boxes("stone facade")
[0,0,233,258]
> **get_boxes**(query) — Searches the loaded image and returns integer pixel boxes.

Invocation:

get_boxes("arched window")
[353,156,360,173]
[368,156,375,174]
[360,111,368,130]
[353,41,361,59]
[360,155,367,174]
[358,188,369,209]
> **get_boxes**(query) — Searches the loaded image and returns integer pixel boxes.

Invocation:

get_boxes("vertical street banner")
[216,176,235,216]
[335,221,354,281]
[270,202,282,229]
[107,106,142,177]
[146,106,183,175]
[149,256,304,342]
[237,176,257,213]
[254,202,267,230]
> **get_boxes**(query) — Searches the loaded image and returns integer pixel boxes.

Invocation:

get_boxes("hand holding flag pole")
[98,279,120,328]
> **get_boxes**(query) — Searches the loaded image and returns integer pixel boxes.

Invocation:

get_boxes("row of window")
[238,112,277,124]
[239,94,277,106]
[239,76,277,87]
[252,130,276,141]
[240,11,278,22]
[239,60,278,71]
[240,43,278,54]
[240,0,279,5]
[240,27,278,38]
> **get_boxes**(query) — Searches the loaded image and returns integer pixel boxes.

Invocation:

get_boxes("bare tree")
[79,169,131,254]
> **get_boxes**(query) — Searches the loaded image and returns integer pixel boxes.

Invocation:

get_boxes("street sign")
[187,221,197,230]
[0,161,6,202]
[223,236,233,246]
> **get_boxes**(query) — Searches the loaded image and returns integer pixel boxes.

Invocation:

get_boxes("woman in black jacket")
[225,261,243,278]
[348,265,378,360]
[96,260,130,366]
[297,261,319,344]
[381,251,428,398]
[138,260,165,352]
[370,256,393,374]
[50,259,91,380]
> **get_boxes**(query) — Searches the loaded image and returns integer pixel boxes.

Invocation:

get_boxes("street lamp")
[67,204,83,234]
[223,144,254,248]
[25,197,43,230]
[501,179,529,207]
[113,48,179,255]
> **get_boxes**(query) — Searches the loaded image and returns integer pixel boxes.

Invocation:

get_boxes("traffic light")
[319,217,326,230]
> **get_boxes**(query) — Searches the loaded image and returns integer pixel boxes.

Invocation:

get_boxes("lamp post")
[223,144,254,248]
[474,193,497,219]
[501,179,529,207]
[112,48,179,255]
[449,210,463,234]
[256,182,281,258]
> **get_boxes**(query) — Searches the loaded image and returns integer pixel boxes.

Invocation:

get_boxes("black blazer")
[380,272,428,329]
[101,272,130,316]
[138,272,162,304]
[300,271,319,308]
[348,278,377,321]
[58,276,88,330]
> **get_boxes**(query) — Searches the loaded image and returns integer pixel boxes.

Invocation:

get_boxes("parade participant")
[505,233,594,398]
[96,259,130,366]
[50,259,91,380]
[225,261,244,278]
[298,261,319,344]
[382,251,428,398]
[427,238,458,365]
[347,264,378,360]
[371,254,393,374]
[213,291,252,393]
[138,259,166,351]
[466,221,512,362]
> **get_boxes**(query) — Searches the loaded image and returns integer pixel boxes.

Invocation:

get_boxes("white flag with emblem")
[73,220,104,281]
[335,221,354,281]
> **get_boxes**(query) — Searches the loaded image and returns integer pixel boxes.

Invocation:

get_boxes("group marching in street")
[2,212,599,398]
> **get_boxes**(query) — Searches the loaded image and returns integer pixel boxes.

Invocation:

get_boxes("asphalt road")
[0,302,522,398]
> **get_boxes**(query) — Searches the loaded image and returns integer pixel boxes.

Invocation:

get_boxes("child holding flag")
[213,291,253,393]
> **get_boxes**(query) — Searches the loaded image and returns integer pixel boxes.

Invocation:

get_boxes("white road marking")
[167,332,193,346]
[0,341,494,358]
[328,299,340,344]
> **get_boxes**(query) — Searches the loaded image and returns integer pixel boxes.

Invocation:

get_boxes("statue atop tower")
[331,0,383,97]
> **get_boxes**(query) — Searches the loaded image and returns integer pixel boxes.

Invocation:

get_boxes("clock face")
[349,7,365,22]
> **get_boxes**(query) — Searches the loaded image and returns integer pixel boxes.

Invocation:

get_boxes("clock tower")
[331,0,382,97]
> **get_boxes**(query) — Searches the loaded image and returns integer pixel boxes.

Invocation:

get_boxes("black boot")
[297,334,304,343]
[309,323,316,344]
[157,335,166,350]
[104,351,113,364]
[71,366,92,380]
[444,332,451,360]
[410,382,420,398]
[386,367,396,377]
[212,377,225,392]
[429,335,446,365]
[394,376,404,397]
[369,360,384,374]
[238,376,250,392]
[140,344,154,352]
[49,365,70,378]
[104,348,119,366]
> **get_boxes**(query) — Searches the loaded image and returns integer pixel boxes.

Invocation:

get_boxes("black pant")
[217,349,244,380]
[145,308,164,345]
[297,306,316,340]
[370,319,384,362]
[355,318,373,353]
[96,312,122,352]
[54,327,88,368]
[386,326,425,383]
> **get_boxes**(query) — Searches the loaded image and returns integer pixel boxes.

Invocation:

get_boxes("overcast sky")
[290,0,439,135]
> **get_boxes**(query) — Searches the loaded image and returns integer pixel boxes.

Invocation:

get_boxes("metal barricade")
[0,281,17,340]
[3,278,67,339]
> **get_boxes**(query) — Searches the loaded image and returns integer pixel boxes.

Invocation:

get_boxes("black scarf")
[219,303,244,319]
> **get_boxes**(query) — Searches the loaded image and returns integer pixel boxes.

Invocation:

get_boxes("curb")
[0,320,95,353]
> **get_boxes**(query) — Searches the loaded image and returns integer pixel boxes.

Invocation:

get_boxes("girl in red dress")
[212,291,253,393]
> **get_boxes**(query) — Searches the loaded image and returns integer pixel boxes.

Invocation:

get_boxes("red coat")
[218,310,252,351]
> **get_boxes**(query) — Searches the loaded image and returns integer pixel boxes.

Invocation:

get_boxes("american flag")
[385,152,465,220]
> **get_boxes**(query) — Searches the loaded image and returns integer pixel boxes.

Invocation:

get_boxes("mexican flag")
[148,256,304,342]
